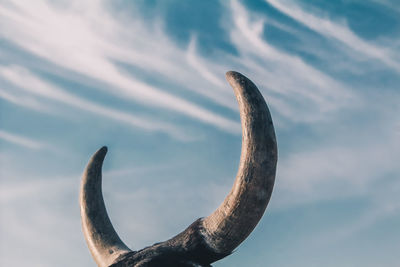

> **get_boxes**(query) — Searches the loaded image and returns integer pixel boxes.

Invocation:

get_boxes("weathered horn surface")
[201,71,277,254]
[80,71,277,266]
[80,146,131,267]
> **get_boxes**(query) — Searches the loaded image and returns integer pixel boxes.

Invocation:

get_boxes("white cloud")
[304,176,400,249]
[0,87,52,112]
[0,0,365,136]
[273,122,400,208]
[372,0,400,13]
[0,0,241,135]
[0,129,45,150]
[0,65,197,140]
[0,175,93,267]
[227,0,354,124]
[265,0,400,72]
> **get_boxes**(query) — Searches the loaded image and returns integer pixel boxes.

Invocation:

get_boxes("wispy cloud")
[0,65,195,140]
[0,129,44,149]
[371,0,400,13]
[0,0,240,135]
[265,0,400,72]
[0,0,364,135]
[226,0,354,124]
[304,176,400,250]
[274,118,400,208]
[0,175,92,266]
[0,87,51,112]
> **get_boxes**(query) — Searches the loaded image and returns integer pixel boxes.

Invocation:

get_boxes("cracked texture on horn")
[80,146,131,267]
[201,71,277,254]
[80,71,277,266]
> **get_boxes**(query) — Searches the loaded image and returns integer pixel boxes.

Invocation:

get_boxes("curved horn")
[201,71,277,254]
[80,146,131,267]
[80,71,277,266]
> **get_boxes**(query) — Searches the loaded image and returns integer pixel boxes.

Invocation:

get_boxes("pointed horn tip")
[98,145,108,154]
[98,146,108,153]
[225,71,255,95]
[93,146,108,160]
[225,70,242,81]
[81,146,108,183]
[83,146,108,175]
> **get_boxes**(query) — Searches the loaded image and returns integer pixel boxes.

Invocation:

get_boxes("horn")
[201,71,277,254]
[80,71,277,265]
[80,146,131,267]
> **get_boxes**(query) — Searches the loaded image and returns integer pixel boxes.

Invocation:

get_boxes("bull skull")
[80,71,278,267]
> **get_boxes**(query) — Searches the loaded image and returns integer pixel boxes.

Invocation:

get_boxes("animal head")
[80,71,278,267]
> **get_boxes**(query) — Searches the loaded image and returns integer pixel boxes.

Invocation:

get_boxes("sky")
[0,0,399,266]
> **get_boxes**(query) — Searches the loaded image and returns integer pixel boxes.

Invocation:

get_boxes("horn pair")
[80,71,278,266]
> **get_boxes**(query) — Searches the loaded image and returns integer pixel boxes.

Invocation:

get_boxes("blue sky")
[0,0,399,266]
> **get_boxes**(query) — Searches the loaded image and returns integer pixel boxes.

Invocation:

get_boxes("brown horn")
[201,71,277,254]
[80,146,131,267]
[80,71,277,265]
